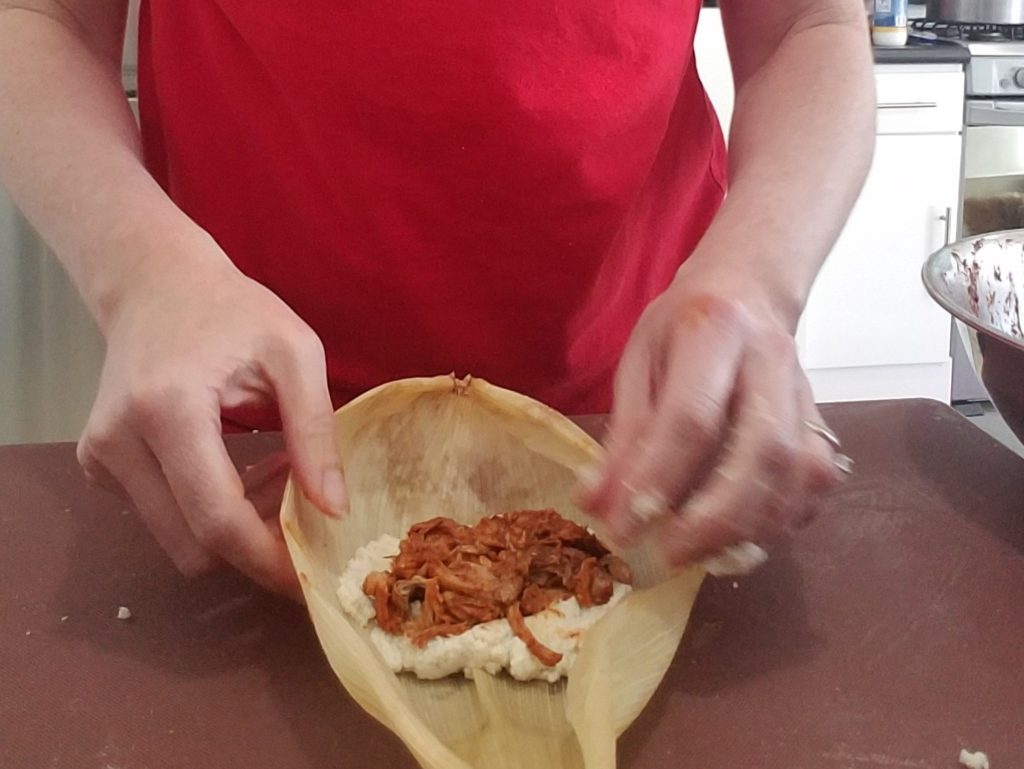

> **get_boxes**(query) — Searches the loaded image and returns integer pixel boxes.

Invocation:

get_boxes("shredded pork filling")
[362,509,633,666]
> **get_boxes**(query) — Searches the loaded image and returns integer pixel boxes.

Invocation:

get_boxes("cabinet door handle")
[939,206,953,245]
[877,101,939,110]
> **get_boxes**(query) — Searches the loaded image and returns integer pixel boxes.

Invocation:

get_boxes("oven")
[908,22,1024,232]
[911,18,1024,400]
[962,43,1024,236]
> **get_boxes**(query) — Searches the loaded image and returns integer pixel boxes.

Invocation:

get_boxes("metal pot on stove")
[926,0,1024,25]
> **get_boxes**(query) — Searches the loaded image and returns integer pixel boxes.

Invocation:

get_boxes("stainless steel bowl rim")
[921,226,1024,354]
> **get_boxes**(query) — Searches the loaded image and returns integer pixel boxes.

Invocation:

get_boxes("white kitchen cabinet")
[799,130,960,402]
[800,66,963,403]
[695,8,963,403]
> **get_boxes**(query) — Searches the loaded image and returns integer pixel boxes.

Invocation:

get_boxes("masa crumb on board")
[960,749,990,769]
[116,606,132,620]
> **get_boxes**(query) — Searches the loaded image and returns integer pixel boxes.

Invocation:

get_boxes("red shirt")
[138,0,726,419]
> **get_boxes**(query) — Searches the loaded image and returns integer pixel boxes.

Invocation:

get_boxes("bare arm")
[707,0,876,324]
[0,1,345,594]
[583,0,874,567]
[0,0,213,326]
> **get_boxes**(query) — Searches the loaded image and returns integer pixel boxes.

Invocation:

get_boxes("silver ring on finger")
[802,419,855,476]
[801,419,842,450]
[832,452,855,476]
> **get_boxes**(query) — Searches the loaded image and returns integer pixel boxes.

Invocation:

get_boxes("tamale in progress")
[282,375,704,769]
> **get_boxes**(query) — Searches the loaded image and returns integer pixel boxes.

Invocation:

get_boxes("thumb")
[265,336,347,517]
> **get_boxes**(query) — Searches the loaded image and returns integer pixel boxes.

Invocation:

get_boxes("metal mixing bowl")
[926,0,1024,25]
[922,229,1024,444]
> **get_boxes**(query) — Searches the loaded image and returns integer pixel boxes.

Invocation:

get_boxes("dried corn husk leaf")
[281,375,704,769]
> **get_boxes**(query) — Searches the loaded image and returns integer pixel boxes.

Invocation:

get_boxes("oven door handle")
[939,206,953,247]
[877,101,939,111]
[968,101,1024,127]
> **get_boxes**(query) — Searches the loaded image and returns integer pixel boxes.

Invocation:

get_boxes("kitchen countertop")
[874,36,971,65]
[702,1,970,66]
[2,399,1023,769]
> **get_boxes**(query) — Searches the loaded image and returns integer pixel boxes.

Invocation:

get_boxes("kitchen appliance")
[923,229,1024,442]
[910,18,1024,234]
[911,11,1024,401]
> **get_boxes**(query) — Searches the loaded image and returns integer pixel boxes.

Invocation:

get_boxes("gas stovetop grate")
[910,19,1024,42]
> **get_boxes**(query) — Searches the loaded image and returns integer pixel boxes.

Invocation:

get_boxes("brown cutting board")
[1,399,1022,769]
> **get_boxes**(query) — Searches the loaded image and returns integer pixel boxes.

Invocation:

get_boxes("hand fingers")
[577,328,654,513]
[792,379,844,528]
[595,297,748,544]
[78,447,129,500]
[140,392,300,599]
[658,333,800,567]
[77,429,216,576]
[241,450,291,520]
[262,331,347,518]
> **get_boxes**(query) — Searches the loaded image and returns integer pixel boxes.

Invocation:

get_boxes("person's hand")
[76,236,346,598]
[578,261,849,571]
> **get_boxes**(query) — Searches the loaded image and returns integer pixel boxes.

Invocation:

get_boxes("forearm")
[684,11,875,328]
[0,5,226,331]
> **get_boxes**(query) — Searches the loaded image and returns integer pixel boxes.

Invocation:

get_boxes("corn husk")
[281,375,704,769]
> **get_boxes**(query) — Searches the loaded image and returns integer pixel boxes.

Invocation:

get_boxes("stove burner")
[967,29,1011,42]
[910,20,1024,42]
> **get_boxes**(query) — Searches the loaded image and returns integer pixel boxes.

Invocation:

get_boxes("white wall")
[0,188,104,444]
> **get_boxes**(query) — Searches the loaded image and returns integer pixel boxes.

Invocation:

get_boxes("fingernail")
[322,467,348,517]
[575,463,603,495]
[702,542,768,577]
[629,490,668,523]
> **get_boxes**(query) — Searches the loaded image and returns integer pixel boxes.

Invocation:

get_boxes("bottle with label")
[873,0,908,47]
